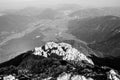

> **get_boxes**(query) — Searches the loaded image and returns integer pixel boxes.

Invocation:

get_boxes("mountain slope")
[89,32,120,57]
[0,14,35,33]
[68,15,120,43]
[69,7,120,18]
[0,42,119,80]
[37,8,59,20]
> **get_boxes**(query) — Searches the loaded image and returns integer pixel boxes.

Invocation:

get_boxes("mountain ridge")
[0,42,120,80]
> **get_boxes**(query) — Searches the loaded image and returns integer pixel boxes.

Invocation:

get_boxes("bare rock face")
[33,42,94,65]
[108,70,120,80]
[57,72,93,80]
[0,42,120,80]
[3,75,15,80]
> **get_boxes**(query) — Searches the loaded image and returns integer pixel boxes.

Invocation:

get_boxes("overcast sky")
[0,0,120,10]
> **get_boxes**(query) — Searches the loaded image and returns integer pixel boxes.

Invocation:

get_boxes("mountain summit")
[0,42,120,80]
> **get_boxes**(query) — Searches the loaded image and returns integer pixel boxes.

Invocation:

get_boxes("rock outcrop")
[33,42,94,65]
[0,42,120,80]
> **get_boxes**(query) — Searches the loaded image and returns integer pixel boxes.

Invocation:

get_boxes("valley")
[0,5,120,80]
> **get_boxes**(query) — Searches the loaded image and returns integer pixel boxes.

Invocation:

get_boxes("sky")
[0,0,120,10]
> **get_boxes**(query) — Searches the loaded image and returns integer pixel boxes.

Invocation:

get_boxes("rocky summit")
[33,42,94,65]
[0,42,120,80]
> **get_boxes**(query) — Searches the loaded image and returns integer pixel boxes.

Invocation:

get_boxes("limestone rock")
[33,42,94,65]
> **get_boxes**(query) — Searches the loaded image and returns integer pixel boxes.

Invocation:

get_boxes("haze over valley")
[0,0,120,80]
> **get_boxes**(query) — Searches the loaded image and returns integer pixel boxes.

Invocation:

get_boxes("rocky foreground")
[0,42,120,80]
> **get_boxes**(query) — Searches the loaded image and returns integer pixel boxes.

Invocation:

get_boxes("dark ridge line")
[90,54,120,71]
[0,50,33,68]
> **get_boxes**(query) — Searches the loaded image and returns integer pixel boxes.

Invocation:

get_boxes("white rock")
[3,75,16,80]
[34,47,43,56]
[33,42,94,65]
[59,42,72,50]
[108,70,120,80]
[71,75,93,80]
[46,42,58,49]
[57,73,94,80]
[42,77,52,80]
[57,73,71,80]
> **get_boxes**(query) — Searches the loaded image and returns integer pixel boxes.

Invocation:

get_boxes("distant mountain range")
[0,7,120,79]
[69,7,120,18]
[68,16,120,43]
